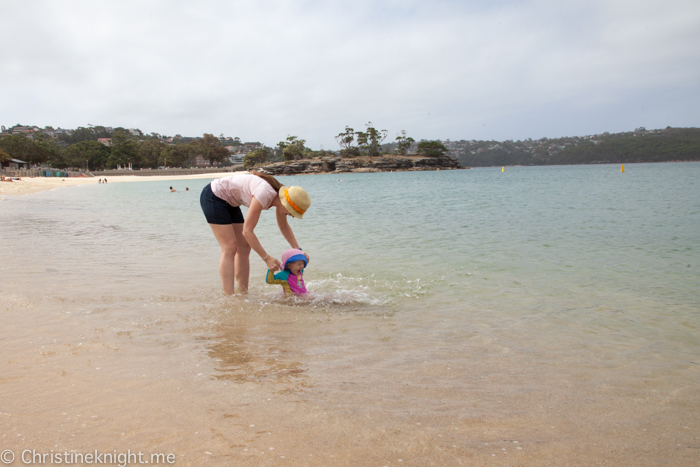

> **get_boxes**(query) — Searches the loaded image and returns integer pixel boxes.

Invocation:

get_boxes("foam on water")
[236,272,432,311]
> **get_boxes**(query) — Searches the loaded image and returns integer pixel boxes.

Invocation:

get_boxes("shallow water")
[1,163,699,465]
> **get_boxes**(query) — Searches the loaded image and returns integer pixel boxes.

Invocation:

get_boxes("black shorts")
[200,183,245,224]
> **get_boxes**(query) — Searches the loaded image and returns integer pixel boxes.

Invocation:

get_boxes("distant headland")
[452,126,700,167]
[2,123,698,176]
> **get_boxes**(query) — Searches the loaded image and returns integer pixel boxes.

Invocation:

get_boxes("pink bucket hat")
[280,249,308,270]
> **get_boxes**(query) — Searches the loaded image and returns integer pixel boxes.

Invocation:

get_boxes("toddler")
[266,249,308,295]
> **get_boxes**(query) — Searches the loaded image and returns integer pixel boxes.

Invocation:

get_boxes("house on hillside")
[194,156,221,168]
[11,126,31,135]
[98,138,112,146]
[42,127,57,138]
[241,142,262,154]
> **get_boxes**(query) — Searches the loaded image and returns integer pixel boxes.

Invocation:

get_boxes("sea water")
[1,163,699,465]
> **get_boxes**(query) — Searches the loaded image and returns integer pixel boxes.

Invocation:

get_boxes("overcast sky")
[2,0,699,149]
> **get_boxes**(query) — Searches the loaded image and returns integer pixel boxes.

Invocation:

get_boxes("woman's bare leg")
[231,224,252,292]
[209,224,238,294]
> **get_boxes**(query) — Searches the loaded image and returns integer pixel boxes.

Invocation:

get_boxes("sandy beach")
[0,173,233,197]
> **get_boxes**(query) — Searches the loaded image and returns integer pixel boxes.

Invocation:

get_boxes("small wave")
[256,288,389,308]
[246,272,430,310]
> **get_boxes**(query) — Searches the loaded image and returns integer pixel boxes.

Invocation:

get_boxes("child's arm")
[266,270,293,294]
[266,270,289,284]
[266,270,280,285]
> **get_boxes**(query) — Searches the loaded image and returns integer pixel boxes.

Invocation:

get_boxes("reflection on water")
[204,320,308,385]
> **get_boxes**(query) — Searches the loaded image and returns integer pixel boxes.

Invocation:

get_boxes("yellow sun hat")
[279,186,310,219]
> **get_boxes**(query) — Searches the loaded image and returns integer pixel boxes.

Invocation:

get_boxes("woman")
[200,170,310,294]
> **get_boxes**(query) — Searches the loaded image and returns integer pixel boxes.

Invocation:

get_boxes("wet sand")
[2,293,699,467]
[0,172,233,196]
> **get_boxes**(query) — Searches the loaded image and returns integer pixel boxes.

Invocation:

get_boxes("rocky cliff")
[257,155,465,175]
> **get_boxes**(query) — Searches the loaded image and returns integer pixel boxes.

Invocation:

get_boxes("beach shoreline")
[0,172,235,197]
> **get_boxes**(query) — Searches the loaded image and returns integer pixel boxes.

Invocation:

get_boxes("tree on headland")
[395,130,415,155]
[304,149,337,159]
[356,122,387,158]
[335,126,355,150]
[417,140,448,157]
[278,136,306,161]
[243,148,271,169]
[337,123,387,158]
[0,147,10,163]
[276,139,290,160]
[334,126,360,157]
[340,147,361,158]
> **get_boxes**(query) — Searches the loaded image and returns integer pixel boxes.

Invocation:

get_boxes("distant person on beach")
[265,249,308,295]
[170,186,176,192]
[200,170,310,294]
[185,187,189,191]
